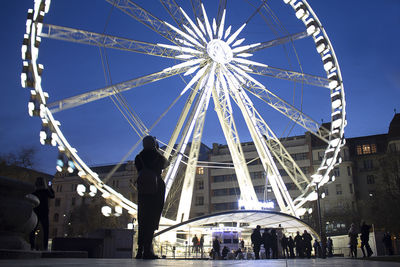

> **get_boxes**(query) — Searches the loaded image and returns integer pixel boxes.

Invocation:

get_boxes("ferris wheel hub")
[206,39,233,64]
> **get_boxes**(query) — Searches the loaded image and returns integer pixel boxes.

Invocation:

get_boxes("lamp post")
[315,182,326,258]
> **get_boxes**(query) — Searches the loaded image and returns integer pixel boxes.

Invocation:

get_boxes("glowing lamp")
[308,208,313,214]
[101,206,112,217]
[89,185,97,197]
[114,205,123,216]
[67,160,75,173]
[321,192,326,199]
[76,184,86,196]
[127,223,134,229]
[296,208,307,216]
[307,191,318,201]
[331,176,336,182]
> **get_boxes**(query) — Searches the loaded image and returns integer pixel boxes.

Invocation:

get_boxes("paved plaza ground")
[1,258,400,267]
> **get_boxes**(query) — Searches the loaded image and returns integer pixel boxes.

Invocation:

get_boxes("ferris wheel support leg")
[211,78,259,209]
[222,68,296,216]
[163,64,214,202]
[175,77,211,223]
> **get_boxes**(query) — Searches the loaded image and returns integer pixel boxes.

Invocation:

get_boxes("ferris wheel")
[21,0,346,222]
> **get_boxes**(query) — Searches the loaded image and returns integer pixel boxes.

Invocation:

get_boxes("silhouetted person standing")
[262,228,272,259]
[135,136,168,259]
[270,229,278,259]
[327,237,333,257]
[251,225,262,259]
[29,177,54,250]
[294,231,303,258]
[348,223,358,258]
[360,221,373,257]
[212,237,221,259]
[302,230,312,258]
[288,236,295,258]
[281,234,289,258]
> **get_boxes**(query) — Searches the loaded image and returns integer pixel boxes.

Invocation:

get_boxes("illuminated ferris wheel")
[22,0,346,222]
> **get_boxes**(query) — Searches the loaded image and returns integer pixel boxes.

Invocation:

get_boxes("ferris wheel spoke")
[190,0,205,29]
[176,82,210,222]
[225,68,310,193]
[105,0,183,45]
[48,65,191,113]
[238,62,330,88]
[40,24,189,59]
[243,81,330,143]
[159,0,191,31]
[211,70,260,210]
[216,0,227,28]
[237,31,309,54]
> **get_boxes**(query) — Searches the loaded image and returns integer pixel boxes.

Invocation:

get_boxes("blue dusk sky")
[1,0,399,175]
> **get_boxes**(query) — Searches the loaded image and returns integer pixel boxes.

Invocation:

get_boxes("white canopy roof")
[156,210,319,238]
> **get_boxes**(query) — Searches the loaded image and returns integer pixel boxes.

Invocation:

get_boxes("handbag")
[137,154,158,194]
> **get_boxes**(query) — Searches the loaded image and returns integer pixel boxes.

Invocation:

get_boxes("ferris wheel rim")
[21,0,346,221]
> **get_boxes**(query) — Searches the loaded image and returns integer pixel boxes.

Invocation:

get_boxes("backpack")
[137,154,158,194]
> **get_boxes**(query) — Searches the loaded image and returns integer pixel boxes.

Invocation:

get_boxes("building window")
[195,196,204,206]
[335,184,342,195]
[55,198,61,207]
[197,180,204,190]
[349,183,353,194]
[366,175,375,184]
[56,185,63,192]
[333,167,340,177]
[317,151,324,161]
[357,144,377,155]
[347,166,351,176]
[53,213,59,222]
[363,160,373,170]
[197,167,204,175]
[251,171,263,179]
[324,188,329,196]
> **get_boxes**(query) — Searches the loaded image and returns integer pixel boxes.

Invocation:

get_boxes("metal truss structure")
[22,0,346,223]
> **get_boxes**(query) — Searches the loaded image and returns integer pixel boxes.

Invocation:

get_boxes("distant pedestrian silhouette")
[251,225,262,259]
[348,223,358,258]
[360,221,373,257]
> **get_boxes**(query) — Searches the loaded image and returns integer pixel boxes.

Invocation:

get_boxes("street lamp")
[315,182,326,258]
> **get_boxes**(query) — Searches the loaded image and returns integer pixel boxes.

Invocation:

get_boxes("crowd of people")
[250,225,331,259]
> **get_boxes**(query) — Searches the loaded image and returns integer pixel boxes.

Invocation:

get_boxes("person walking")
[251,225,262,259]
[360,221,373,257]
[135,136,168,259]
[348,223,358,258]
[29,177,55,250]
